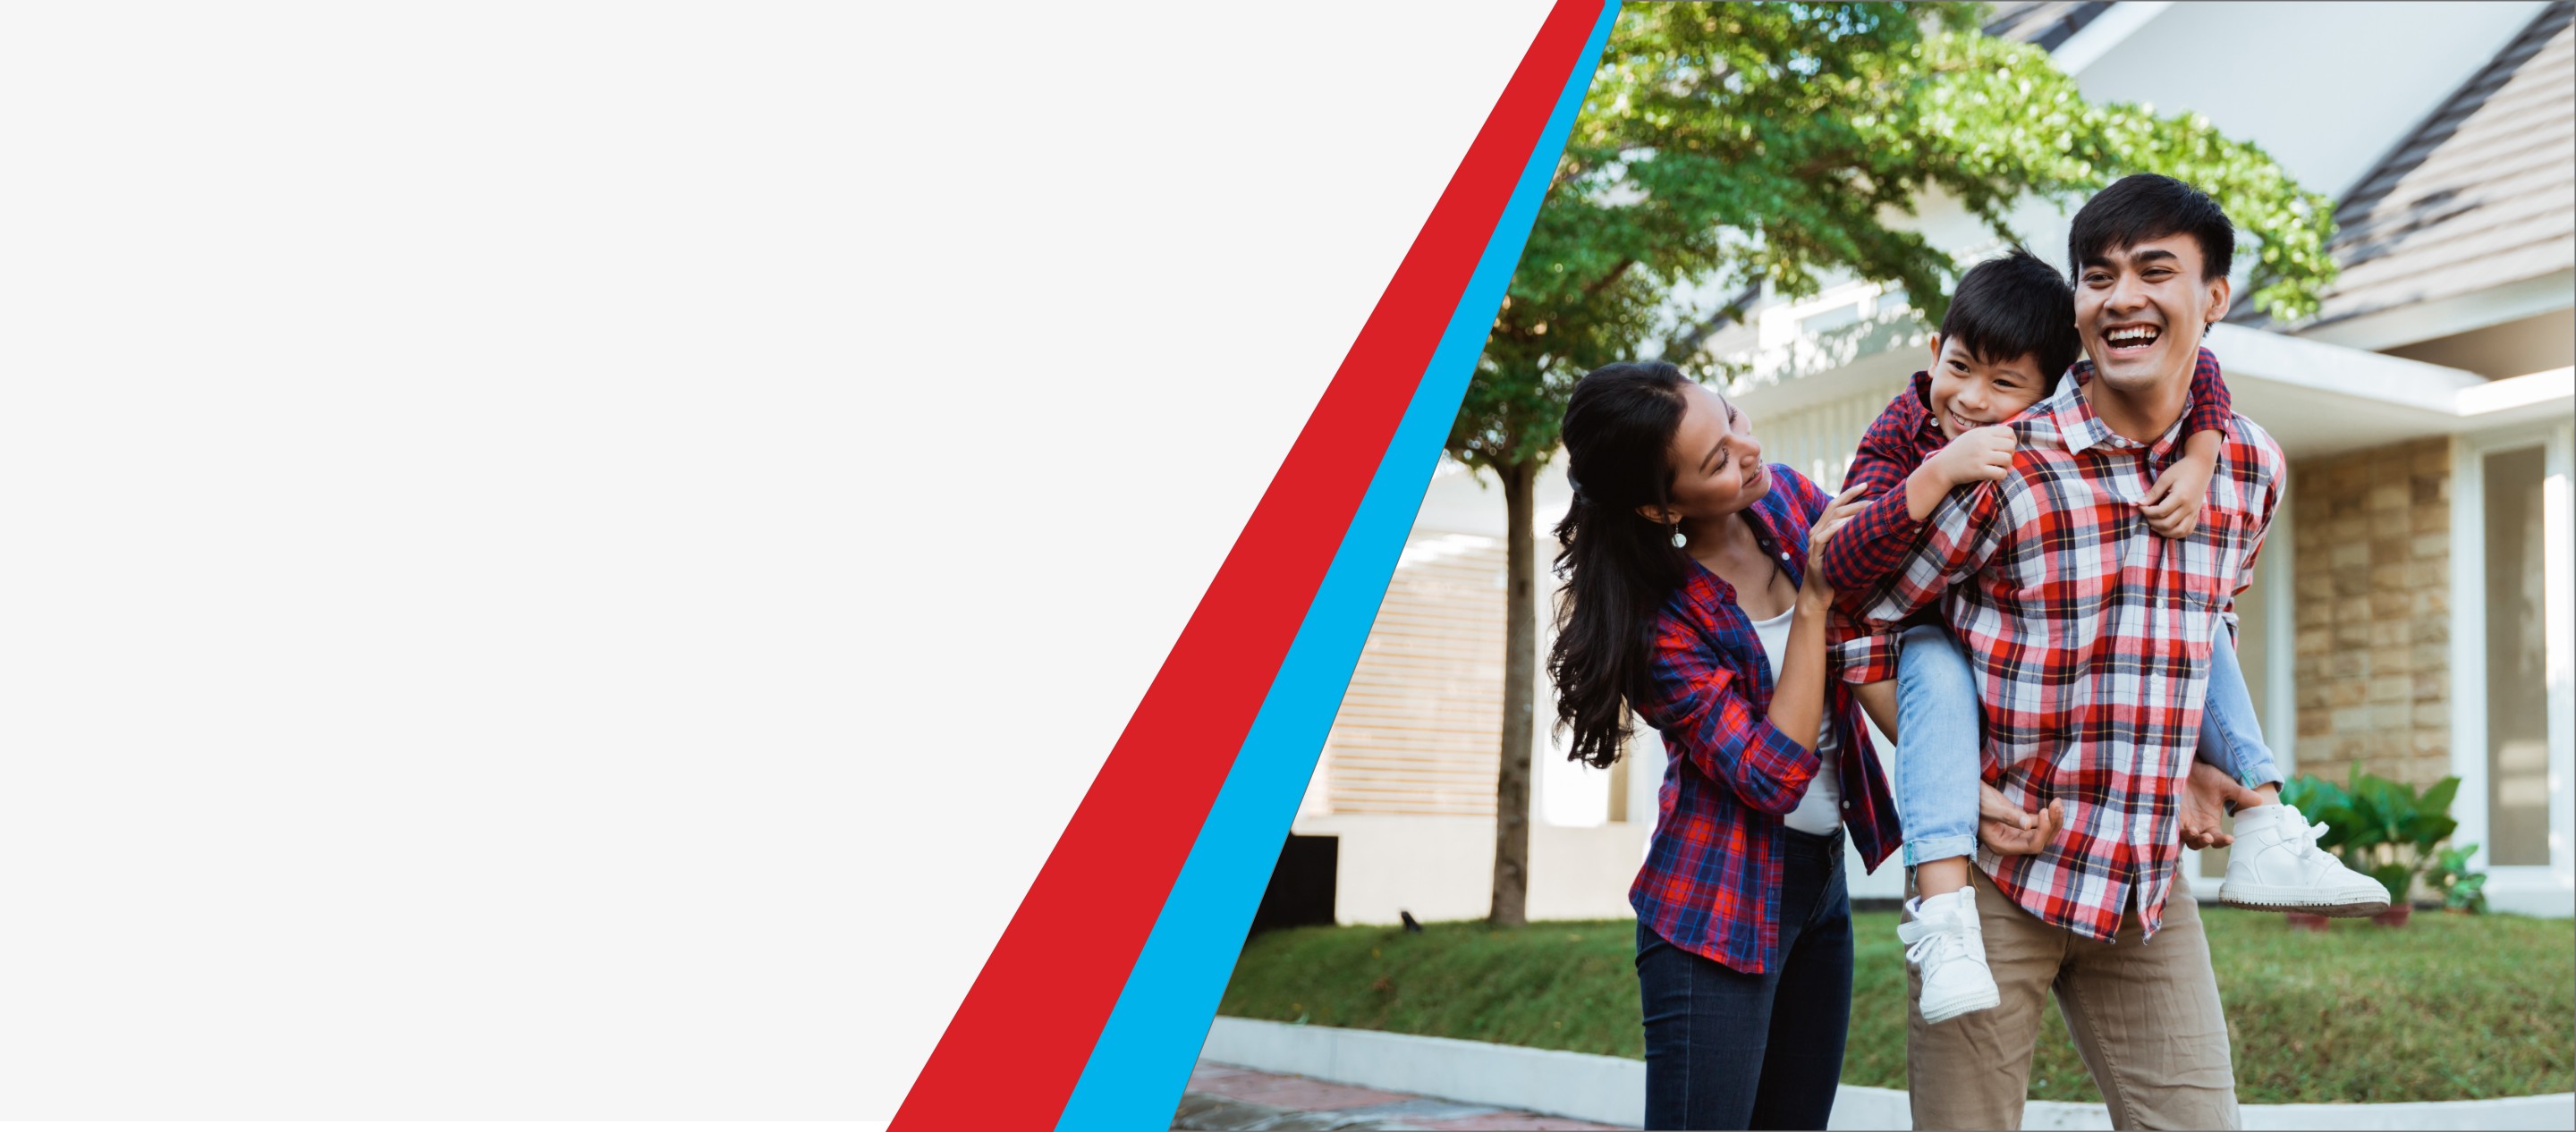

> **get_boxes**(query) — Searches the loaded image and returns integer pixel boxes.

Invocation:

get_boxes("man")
[1852,174,2353,1129]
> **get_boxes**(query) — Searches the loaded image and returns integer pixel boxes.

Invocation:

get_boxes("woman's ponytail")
[1547,362,1694,770]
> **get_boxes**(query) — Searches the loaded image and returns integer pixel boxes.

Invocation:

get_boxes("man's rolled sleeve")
[1835,623,1903,686]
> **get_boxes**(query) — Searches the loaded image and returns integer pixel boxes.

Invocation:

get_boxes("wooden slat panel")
[1321,528,1509,815]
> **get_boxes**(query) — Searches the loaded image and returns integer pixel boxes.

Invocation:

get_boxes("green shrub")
[2427,842,2490,913]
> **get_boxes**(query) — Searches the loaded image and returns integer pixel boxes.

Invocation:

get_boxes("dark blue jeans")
[1636,826,1853,1131]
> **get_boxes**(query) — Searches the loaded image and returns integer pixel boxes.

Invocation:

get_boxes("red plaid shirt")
[1631,464,1901,975]
[1822,347,2233,683]
[1846,371,2282,941]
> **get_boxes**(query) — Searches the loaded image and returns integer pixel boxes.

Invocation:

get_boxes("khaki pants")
[1904,868,2240,1130]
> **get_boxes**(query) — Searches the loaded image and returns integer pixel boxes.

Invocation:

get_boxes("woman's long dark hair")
[1548,361,1696,770]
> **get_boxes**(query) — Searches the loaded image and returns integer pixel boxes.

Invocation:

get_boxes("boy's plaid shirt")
[1846,374,2283,942]
[1820,347,2234,683]
[1629,464,1901,975]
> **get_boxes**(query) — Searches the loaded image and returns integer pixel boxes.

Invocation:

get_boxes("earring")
[1671,527,1687,549]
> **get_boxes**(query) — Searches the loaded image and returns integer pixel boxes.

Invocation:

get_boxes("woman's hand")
[1979,782,2064,856]
[1802,484,1870,604]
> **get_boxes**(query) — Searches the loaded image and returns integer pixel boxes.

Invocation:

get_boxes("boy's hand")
[1926,425,2016,490]
[2143,434,2220,537]
[1979,783,2063,856]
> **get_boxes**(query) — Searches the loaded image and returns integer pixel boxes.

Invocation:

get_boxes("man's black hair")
[1940,246,2082,382]
[2068,173,2235,283]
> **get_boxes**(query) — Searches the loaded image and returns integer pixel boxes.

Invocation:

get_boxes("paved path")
[1172,1060,1630,1131]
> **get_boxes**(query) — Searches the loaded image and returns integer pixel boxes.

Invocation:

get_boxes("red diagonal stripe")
[891,4,1606,1128]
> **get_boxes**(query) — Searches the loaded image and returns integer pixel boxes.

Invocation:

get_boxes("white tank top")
[1748,603,1843,834]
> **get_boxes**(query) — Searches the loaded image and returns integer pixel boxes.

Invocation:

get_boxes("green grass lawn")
[1219,908,2574,1105]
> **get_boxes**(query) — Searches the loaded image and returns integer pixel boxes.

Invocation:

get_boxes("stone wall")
[2290,437,2453,788]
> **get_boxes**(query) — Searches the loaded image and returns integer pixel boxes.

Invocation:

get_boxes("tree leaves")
[1452,1,2341,473]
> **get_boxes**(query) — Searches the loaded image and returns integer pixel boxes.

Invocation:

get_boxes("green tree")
[1459,1,2340,927]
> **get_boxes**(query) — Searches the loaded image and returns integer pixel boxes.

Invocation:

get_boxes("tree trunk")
[1488,458,1539,927]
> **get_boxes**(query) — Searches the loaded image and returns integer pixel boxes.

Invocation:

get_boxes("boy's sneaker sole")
[2216,883,2390,917]
[1918,984,2002,1026]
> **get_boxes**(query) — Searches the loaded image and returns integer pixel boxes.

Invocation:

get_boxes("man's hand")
[2180,760,2266,849]
[2142,433,2220,538]
[1979,782,2063,856]
[1926,425,2017,490]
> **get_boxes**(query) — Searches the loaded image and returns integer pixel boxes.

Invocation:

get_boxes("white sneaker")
[2218,803,2394,917]
[1898,889,2000,1025]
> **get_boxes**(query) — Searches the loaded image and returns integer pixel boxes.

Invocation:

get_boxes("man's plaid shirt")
[1821,348,2233,683]
[1630,464,1901,974]
[1846,372,2283,942]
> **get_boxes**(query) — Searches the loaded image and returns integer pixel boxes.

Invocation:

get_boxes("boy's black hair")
[2067,173,2235,283]
[1940,246,2082,382]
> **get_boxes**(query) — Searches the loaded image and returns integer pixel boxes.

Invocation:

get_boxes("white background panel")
[0,0,1552,1118]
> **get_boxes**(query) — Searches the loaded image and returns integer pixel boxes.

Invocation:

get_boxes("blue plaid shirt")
[1631,463,1901,974]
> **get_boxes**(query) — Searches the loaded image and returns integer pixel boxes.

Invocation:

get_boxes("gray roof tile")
[2238,1,2575,330]
[1983,0,2115,50]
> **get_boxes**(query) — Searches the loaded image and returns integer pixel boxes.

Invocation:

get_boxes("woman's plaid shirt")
[1847,375,2284,942]
[1820,348,2234,684]
[1629,464,1901,975]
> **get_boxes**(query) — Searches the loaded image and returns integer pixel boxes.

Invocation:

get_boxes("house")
[1289,0,2576,922]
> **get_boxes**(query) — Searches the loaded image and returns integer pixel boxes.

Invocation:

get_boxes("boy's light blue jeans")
[1894,622,2283,866]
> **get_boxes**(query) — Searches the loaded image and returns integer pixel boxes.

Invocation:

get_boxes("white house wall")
[2448,421,2576,917]
[1752,384,1911,493]
[2071,1,2549,200]
[1291,814,1651,925]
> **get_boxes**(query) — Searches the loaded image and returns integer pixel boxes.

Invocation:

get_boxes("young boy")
[1820,247,2390,1026]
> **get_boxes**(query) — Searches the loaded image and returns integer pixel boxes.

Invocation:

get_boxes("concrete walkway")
[1198,1017,2576,1129]
[1174,1060,1631,1131]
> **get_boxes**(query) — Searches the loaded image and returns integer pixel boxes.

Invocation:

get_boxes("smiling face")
[1924,334,2049,439]
[1649,382,1771,523]
[2074,232,2232,393]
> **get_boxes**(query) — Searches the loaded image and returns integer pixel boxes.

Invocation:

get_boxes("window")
[1798,302,1862,335]
[2484,444,2550,866]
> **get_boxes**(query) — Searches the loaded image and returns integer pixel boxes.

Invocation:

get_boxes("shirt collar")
[1678,484,1804,604]
[2061,347,2219,457]
[2051,374,2192,458]
[1908,370,1946,442]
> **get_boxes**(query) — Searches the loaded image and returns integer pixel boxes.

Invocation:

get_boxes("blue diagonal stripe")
[1053,5,1620,1129]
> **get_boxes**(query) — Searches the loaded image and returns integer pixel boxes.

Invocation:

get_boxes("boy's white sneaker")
[2217,803,2393,917]
[1898,888,2000,1025]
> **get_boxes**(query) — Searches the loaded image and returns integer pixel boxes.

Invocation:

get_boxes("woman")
[1546,360,1895,1130]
